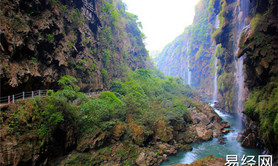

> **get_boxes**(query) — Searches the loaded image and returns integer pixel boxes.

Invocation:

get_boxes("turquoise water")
[161,103,263,165]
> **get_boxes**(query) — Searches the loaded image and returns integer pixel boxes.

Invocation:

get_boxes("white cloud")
[122,0,199,51]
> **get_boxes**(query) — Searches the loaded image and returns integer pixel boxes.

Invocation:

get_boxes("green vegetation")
[82,35,92,45]
[250,14,263,32]
[211,28,222,41]
[45,0,148,88]
[1,69,197,165]
[75,59,87,70]
[244,81,278,152]
[3,76,84,146]
[195,45,205,60]
[69,9,86,26]
[190,0,211,49]
[101,68,108,86]
[102,49,111,68]
[103,2,120,28]
[218,0,227,27]
[218,72,234,109]
[80,91,125,131]
[51,0,86,26]
[46,34,54,43]
[214,44,225,60]
[31,57,37,61]
[155,0,218,89]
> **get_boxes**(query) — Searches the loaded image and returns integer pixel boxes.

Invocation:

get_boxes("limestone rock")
[195,124,213,141]
[241,133,257,148]
[157,143,177,155]
[136,152,147,166]
[76,131,107,152]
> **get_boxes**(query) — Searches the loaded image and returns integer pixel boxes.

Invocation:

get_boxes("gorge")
[0,0,278,165]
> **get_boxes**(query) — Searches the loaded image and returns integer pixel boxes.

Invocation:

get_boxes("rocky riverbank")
[0,94,231,165]
[58,99,231,166]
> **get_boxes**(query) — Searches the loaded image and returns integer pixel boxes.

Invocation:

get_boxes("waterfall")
[235,56,245,113]
[234,0,250,114]
[188,62,191,86]
[232,1,250,156]
[215,15,220,29]
[183,67,187,84]
[213,57,218,102]
[186,41,191,86]
[212,16,220,102]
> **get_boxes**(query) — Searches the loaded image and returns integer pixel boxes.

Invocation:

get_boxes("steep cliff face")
[213,0,255,112]
[236,0,278,154]
[189,0,218,90]
[155,27,191,85]
[237,0,278,89]
[213,0,278,154]
[155,0,219,94]
[0,0,147,96]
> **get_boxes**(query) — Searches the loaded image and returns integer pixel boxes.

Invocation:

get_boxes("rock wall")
[236,0,278,155]
[237,0,278,89]
[0,0,148,96]
[213,0,255,112]
[202,0,278,155]
[155,27,191,84]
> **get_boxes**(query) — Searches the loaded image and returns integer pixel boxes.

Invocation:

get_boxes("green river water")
[161,102,263,165]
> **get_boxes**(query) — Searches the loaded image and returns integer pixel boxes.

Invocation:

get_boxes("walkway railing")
[0,90,49,105]
[86,91,103,97]
[0,90,105,105]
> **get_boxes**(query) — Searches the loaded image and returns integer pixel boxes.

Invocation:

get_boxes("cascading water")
[212,57,218,103]
[234,0,250,117]
[183,67,187,84]
[212,15,219,103]
[215,15,220,29]
[232,0,251,159]
[186,41,191,86]
[187,61,191,86]
[235,56,245,115]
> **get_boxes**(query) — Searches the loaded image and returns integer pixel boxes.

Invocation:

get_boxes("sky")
[122,0,200,52]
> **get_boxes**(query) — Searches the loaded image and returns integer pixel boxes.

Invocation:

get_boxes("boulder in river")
[241,133,257,148]
[237,128,257,148]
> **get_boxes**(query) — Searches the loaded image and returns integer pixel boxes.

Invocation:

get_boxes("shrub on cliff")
[80,91,126,131]
[244,81,278,153]
[52,75,87,102]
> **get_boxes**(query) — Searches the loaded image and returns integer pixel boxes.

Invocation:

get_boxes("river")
[161,101,263,165]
